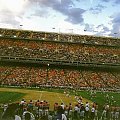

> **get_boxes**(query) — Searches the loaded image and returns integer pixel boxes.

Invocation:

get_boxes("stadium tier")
[0,28,120,46]
[0,28,120,90]
[0,28,120,120]
[0,29,120,66]
[0,65,120,90]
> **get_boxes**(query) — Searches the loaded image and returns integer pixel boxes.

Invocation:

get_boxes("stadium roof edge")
[0,27,120,40]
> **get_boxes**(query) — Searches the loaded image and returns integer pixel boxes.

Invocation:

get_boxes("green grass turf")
[75,90,120,108]
[0,91,26,103]
[0,87,119,120]
[0,87,92,110]
[39,88,120,106]
[0,87,120,108]
[39,88,120,107]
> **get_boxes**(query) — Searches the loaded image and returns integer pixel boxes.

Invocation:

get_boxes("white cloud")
[0,0,119,38]
[0,0,28,14]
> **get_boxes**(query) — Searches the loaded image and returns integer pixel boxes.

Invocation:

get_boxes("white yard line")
[39,91,43,101]
[56,92,64,103]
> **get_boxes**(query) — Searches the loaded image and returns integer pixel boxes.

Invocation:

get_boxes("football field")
[0,87,92,110]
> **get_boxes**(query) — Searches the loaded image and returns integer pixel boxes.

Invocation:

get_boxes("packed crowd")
[1,97,120,120]
[0,28,120,46]
[0,65,120,89]
[0,39,120,64]
[0,28,120,120]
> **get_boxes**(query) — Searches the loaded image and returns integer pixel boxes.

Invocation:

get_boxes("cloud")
[29,0,86,24]
[32,8,50,18]
[0,10,21,27]
[96,24,110,32]
[101,0,109,2]
[109,12,120,37]
[64,8,85,24]
[95,24,110,36]
[101,0,120,4]
[0,0,86,29]
[115,0,120,4]
[89,4,106,14]
[83,23,111,37]
[0,0,30,27]
[84,23,94,32]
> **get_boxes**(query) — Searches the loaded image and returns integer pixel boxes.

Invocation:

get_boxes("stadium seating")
[0,28,120,46]
[0,28,120,90]
[0,28,120,120]
[0,65,120,89]
[0,39,120,64]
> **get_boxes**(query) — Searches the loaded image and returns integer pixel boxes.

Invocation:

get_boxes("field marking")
[56,92,64,104]
[0,88,93,107]
[39,91,43,101]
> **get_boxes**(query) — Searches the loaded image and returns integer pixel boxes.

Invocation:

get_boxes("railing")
[0,56,120,69]
[0,32,120,48]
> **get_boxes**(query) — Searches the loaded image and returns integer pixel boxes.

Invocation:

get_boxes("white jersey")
[22,111,35,120]
[85,103,90,108]
[115,111,119,119]
[91,107,95,113]
[61,104,65,110]
[85,106,89,111]
[62,114,67,120]
[74,106,79,111]
[15,115,21,120]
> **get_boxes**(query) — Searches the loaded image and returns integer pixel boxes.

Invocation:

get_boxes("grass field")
[0,87,120,110]
[0,91,25,104]
[77,90,120,106]
[0,87,92,110]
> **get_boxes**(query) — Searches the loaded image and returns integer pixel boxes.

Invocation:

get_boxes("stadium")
[0,0,120,120]
[0,27,120,120]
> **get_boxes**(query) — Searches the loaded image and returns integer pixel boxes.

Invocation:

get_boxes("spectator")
[54,106,67,120]
[14,109,21,120]
[22,109,35,120]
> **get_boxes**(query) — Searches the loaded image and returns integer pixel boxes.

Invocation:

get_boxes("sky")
[0,0,120,38]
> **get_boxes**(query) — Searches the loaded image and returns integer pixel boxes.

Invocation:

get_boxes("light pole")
[58,28,61,33]
[52,27,55,32]
[19,24,23,30]
[114,32,118,38]
[46,63,49,85]
[52,27,61,33]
